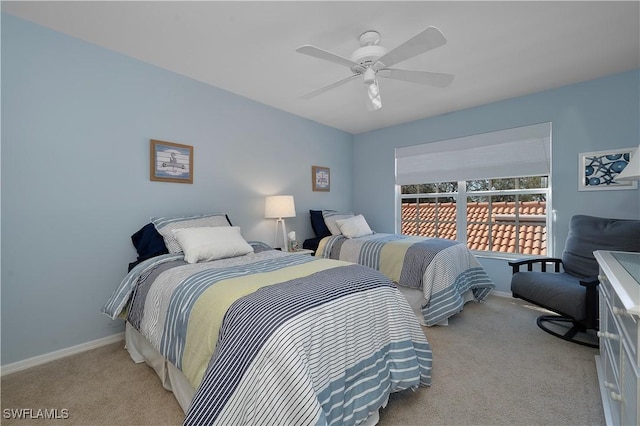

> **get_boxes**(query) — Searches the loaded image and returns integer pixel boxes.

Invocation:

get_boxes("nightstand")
[289,249,314,256]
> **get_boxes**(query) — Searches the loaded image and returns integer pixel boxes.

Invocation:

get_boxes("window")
[395,123,552,256]
[401,177,548,255]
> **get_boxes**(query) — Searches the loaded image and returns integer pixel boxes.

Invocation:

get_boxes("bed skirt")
[125,322,195,413]
[124,323,381,425]
[398,286,476,326]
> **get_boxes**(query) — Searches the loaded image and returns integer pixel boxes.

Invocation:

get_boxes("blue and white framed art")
[312,165,330,192]
[150,139,193,184]
[578,148,637,191]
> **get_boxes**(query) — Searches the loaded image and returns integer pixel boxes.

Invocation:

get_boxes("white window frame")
[397,178,552,258]
[395,123,553,258]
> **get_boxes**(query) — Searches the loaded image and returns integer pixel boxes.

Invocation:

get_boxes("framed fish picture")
[150,139,193,184]
[578,148,637,191]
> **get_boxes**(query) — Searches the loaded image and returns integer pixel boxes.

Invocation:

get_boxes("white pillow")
[322,210,354,235]
[151,213,231,254]
[172,226,253,264]
[336,214,373,238]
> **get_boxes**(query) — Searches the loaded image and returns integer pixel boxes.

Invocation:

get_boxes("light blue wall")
[353,69,640,293]
[3,12,639,366]
[1,14,352,365]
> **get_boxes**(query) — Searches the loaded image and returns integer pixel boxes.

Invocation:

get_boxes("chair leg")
[536,315,598,348]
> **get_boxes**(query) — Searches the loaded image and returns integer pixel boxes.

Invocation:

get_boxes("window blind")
[395,122,551,185]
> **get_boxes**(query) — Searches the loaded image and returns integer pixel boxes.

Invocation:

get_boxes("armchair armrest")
[508,257,563,274]
[580,277,600,330]
[579,277,599,288]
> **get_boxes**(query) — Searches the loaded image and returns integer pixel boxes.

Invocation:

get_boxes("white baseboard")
[1,333,124,377]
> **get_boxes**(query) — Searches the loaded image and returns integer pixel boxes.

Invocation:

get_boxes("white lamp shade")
[616,146,640,181]
[265,195,296,218]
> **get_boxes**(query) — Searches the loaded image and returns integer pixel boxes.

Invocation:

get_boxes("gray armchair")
[510,215,640,348]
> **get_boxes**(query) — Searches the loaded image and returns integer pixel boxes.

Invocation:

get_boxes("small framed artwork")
[312,166,330,192]
[578,148,637,191]
[150,139,193,184]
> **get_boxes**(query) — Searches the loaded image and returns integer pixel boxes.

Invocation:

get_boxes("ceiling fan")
[296,27,454,111]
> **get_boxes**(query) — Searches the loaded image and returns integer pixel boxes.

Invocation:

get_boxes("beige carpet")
[1,296,604,426]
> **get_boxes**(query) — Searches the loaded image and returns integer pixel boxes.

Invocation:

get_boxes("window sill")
[471,251,549,261]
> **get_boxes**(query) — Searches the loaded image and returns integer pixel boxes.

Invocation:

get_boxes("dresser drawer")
[602,296,622,372]
[621,348,639,426]
[601,273,639,367]
[598,351,622,426]
[613,297,639,368]
[601,294,623,426]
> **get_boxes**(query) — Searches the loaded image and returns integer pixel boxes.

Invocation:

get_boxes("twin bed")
[103,213,433,425]
[306,210,495,326]
[103,210,493,424]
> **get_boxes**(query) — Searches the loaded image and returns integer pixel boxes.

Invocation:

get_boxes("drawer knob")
[612,306,628,316]
[610,391,624,402]
[598,274,608,283]
[604,381,617,390]
[597,331,620,341]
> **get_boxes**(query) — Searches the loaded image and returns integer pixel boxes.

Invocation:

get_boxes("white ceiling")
[3,1,639,134]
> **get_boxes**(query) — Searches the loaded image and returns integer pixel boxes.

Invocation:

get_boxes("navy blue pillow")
[310,210,331,238]
[131,223,169,259]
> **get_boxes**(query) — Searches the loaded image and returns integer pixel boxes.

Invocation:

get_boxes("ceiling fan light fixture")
[367,80,382,111]
[363,68,376,85]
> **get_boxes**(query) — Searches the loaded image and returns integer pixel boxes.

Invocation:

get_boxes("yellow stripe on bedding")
[315,237,330,256]
[182,258,352,388]
[378,236,424,283]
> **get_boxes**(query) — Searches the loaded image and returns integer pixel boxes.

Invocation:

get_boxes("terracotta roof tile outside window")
[401,201,546,255]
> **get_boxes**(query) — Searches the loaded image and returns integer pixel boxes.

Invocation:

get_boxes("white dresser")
[594,250,640,426]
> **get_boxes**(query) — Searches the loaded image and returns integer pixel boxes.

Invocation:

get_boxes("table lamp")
[265,195,296,251]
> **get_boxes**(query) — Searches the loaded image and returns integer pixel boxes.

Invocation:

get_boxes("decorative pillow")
[131,223,169,259]
[322,210,354,235]
[310,210,331,238]
[336,214,374,238]
[151,213,232,254]
[172,226,253,264]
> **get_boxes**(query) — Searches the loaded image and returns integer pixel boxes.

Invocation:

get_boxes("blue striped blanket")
[317,233,495,326]
[102,250,432,425]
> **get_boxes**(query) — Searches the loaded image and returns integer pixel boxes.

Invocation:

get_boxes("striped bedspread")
[102,250,432,425]
[317,233,495,326]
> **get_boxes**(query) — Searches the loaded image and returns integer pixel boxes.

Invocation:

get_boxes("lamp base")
[274,218,288,251]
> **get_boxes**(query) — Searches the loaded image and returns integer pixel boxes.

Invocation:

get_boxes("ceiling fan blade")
[301,74,360,99]
[366,80,382,111]
[377,27,447,68]
[296,45,362,70]
[378,68,454,88]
